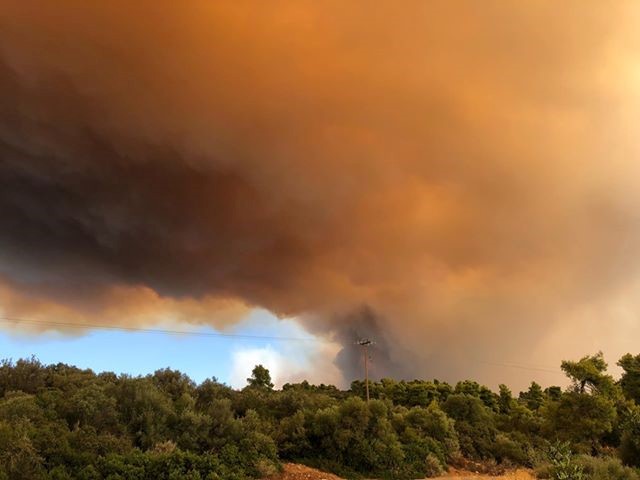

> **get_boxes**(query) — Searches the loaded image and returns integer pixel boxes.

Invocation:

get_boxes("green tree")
[442,394,496,459]
[276,410,309,457]
[246,365,274,391]
[115,378,173,449]
[618,353,640,404]
[2,353,637,479]
[542,391,616,452]
[498,384,514,414]
[561,352,614,395]
[152,368,196,401]
[63,383,119,432]
[454,380,498,411]
[545,386,562,402]
[620,405,640,467]
[395,401,460,467]
[520,382,544,411]
[0,419,46,479]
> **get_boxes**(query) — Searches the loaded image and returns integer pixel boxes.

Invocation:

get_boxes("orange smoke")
[1,1,640,387]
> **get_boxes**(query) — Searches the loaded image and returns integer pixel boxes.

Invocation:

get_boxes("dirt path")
[433,469,535,480]
[264,463,536,480]
[263,463,344,480]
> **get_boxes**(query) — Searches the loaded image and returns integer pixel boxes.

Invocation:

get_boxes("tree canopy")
[0,353,639,479]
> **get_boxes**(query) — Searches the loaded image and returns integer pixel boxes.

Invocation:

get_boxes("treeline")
[1,353,640,479]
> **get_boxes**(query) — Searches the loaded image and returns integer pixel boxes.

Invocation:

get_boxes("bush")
[542,441,586,480]
[620,407,640,468]
[97,449,253,480]
[576,455,639,480]
[424,453,445,477]
[4,355,640,480]
[442,394,496,459]
[492,433,530,466]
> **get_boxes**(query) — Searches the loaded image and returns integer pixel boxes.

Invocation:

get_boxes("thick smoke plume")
[2,1,640,387]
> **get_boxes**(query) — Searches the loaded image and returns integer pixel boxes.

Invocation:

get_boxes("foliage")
[619,405,640,467]
[442,393,496,459]
[619,354,640,404]
[246,365,274,391]
[1,352,640,479]
[561,352,614,395]
[542,392,616,453]
[576,455,639,480]
[545,441,586,480]
[520,382,545,411]
[424,453,445,477]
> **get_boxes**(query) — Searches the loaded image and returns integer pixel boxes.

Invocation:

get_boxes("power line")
[0,316,317,342]
[477,360,564,375]
[0,316,566,376]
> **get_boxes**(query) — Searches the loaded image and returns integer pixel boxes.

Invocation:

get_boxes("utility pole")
[357,339,373,403]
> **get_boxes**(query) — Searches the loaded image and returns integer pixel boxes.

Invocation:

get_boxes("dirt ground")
[263,463,536,480]
[433,469,535,479]
[263,463,344,480]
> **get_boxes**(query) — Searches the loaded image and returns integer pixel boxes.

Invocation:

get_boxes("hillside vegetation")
[1,352,640,479]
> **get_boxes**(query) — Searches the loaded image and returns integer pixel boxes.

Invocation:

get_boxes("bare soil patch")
[263,463,344,480]
[263,463,535,480]
[433,469,535,479]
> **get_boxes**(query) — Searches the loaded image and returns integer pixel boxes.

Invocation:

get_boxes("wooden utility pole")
[357,339,373,403]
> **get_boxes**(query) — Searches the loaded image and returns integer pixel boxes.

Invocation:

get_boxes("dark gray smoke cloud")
[332,307,415,383]
[0,57,309,311]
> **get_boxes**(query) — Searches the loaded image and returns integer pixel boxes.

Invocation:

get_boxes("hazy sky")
[1,1,640,390]
[0,310,341,389]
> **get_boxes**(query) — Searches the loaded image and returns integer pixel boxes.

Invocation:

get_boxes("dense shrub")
[424,453,445,477]
[576,455,639,480]
[442,394,497,459]
[619,406,640,467]
[1,354,640,479]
